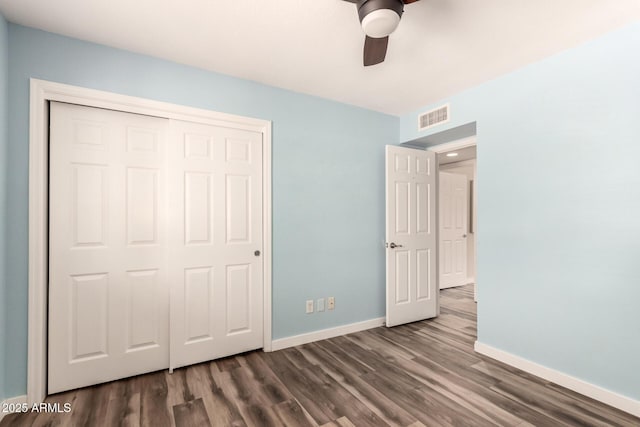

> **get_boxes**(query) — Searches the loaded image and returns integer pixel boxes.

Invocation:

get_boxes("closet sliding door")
[168,120,264,371]
[48,103,265,394]
[49,102,170,393]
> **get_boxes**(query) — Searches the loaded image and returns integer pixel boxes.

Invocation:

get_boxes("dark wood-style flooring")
[3,285,639,426]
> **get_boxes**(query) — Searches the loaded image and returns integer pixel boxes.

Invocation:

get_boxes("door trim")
[28,78,273,404]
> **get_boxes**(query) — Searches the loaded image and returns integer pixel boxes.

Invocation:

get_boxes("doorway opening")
[435,143,477,299]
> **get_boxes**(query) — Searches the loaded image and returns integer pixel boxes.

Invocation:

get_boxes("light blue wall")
[401,22,640,400]
[5,24,398,397]
[0,12,8,401]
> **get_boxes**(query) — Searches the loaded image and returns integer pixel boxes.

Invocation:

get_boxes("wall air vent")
[418,104,450,131]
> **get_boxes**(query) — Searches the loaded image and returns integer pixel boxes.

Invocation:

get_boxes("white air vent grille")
[419,104,450,130]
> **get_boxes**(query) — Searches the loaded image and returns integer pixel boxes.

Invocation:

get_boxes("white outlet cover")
[306,300,314,314]
[317,298,325,312]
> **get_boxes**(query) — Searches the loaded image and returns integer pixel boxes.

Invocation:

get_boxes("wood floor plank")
[165,369,195,409]
[215,364,288,427]
[490,374,635,427]
[68,383,111,427]
[274,348,390,426]
[103,378,141,427]
[361,370,491,427]
[319,416,357,427]
[260,350,337,425]
[173,398,210,427]
[299,342,418,427]
[408,355,562,426]
[386,355,532,426]
[272,399,317,427]
[301,364,391,427]
[311,339,375,375]
[190,363,247,427]
[139,371,172,427]
[544,382,640,427]
[3,285,639,427]
[241,352,295,406]
[216,357,241,373]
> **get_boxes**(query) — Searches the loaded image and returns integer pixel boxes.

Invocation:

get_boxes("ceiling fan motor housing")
[357,0,404,38]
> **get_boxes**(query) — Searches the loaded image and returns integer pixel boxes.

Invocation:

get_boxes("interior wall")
[401,22,640,400]
[5,23,399,397]
[439,160,476,281]
[0,11,8,402]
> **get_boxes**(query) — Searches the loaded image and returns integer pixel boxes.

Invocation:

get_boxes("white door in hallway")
[49,102,170,393]
[168,120,264,371]
[439,171,469,289]
[385,145,438,327]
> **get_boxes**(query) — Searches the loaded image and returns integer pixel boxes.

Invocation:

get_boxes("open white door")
[439,171,469,289]
[385,145,438,327]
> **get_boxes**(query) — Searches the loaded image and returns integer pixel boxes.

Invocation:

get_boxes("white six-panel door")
[49,102,170,393]
[385,145,437,327]
[439,171,469,289]
[49,103,264,393]
[169,120,263,370]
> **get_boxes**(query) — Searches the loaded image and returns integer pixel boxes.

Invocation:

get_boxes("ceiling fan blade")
[403,0,420,3]
[363,36,389,66]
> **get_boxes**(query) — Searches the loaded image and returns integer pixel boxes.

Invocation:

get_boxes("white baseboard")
[0,395,28,422]
[271,317,385,351]
[474,341,640,418]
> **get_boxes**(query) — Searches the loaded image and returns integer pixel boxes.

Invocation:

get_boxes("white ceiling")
[1,0,639,115]
[438,145,476,165]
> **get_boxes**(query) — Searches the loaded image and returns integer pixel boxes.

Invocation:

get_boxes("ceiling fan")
[343,0,421,66]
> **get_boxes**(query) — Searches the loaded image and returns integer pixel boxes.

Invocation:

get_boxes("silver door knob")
[389,243,403,249]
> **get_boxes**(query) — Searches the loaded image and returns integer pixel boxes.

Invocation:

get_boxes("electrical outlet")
[306,300,314,314]
[317,298,325,312]
[327,297,335,310]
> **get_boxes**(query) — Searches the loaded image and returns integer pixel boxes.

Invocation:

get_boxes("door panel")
[395,250,410,304]
[226,175,251,242]
[125,269,160,351]
[184,267,214,343]
[226,264,252,334]
[416,249,431,301]
[439,171,469,289]
[70,273,108,361]
[169,120,263,370]
[49,102,170,394]
[385,145,437,327]
[72,164,107,246]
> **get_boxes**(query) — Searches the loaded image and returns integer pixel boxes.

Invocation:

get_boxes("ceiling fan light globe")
[361,9,401,38]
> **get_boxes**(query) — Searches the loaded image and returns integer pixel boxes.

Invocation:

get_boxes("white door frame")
[428,136,477,298]
[27,78,273,404]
